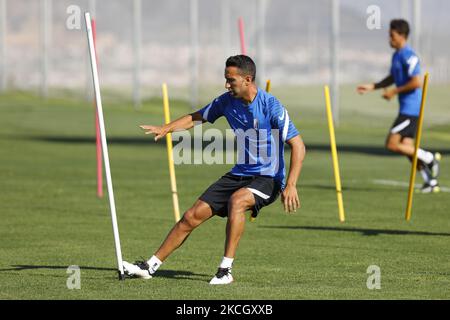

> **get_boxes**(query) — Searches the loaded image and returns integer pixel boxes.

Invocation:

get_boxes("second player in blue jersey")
[357,19,441,194]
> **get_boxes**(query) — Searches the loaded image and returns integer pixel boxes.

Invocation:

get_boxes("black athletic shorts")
[390,114,418,138]
[199,172,282,218]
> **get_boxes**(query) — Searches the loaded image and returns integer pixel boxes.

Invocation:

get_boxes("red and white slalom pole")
[84,12,125,280]
[91,17,103,198]
[238,17,247,55]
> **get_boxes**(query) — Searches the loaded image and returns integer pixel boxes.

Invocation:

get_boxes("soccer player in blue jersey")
[123,55,306,284]
[357,19,441,193]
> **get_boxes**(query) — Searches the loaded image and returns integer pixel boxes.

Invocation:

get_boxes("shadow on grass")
[260,225,450,237]
[0,265,116,272]
[0,265,210,281]
[26,136,160,146]
[154,270,210,281]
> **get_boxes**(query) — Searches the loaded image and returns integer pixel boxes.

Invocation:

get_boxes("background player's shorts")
[199,172,282,218]
[390,114,418,138]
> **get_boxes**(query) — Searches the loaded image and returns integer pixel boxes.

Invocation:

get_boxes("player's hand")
[139,125,169,141]
[382,88,397,101]
[356,83,375,94]
[281,185,300,214]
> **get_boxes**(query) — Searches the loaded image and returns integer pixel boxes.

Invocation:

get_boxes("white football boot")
[209,267,233,285]
[419,180,440,194]
[122,260,152,279]
[430,152,441,179]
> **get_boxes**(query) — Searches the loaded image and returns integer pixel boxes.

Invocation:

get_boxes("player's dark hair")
[390,19,410,39]
[226,55,256,82]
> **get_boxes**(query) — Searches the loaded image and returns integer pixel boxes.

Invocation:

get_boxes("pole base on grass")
[118,271,126,281]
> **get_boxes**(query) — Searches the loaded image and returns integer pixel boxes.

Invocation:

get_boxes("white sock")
[147,255,162,275]
[420,169,431,183]
[417,149,434,164]
[219,257,234,269]
[429,179,438,187]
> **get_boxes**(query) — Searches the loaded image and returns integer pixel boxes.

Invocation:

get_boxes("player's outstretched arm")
[357,75,394,94]
[140,112,205,141]
[282,135,306,214]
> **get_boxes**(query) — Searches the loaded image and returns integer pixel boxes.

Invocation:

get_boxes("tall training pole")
[401,0,410,20]
[85,0,96,101]
[412,0,421,54]
[265,79,271,92]
[162,83,181,222]
[85,0,102,197]
[40,0,50,98]
[405,73,429,221]
[238,17,247,55]
[133,0,142,109]
[330,0,340,125]
[85,12,125,280]
[91,17,103,198]
[0,0,6,92]
[324,85,345,223]
[189,0,199,109]
[221,0,230,61]
[256,0,267,88]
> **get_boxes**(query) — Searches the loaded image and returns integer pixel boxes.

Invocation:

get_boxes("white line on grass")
[372,179,450,193]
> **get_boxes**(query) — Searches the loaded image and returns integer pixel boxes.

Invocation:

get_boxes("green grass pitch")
[0,86,449,299]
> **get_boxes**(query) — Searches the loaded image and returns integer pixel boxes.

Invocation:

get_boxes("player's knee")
[180,208,200,230]
[386,140,399,152]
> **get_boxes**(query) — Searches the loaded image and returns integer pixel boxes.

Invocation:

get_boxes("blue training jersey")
[197,88,299,189]
[390,45,422,117]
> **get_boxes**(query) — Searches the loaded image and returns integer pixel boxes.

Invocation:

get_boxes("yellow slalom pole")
[250,79,272,223]
[162,83,181,222]
[406,73,429,221]
[265,79,271,93]
[324,86,345,223]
